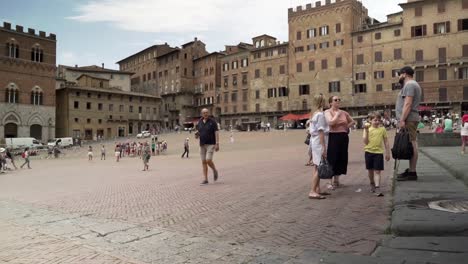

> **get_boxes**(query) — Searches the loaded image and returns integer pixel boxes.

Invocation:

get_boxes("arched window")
[30,86,43,105]
[5,83,19,103]
[260,40,265,47]
[5,39,19,58]
[31,44,43,62]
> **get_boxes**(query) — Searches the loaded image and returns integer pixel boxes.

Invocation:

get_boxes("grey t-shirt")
[395,80,421,122]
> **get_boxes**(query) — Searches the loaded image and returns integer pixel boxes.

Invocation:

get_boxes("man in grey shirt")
[395,66,421,181]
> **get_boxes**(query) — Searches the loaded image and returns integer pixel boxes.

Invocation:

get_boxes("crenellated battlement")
[1,21,56,41]
[288,0,362,18]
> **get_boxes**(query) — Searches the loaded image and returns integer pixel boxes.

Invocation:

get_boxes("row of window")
[74,91,153,103]
[5,43,44,62]
[73,101,157,114]
[196,82,216,92]
[196,97,215,106]
[294,39,344,53]
[355,45,468,65]
[222,58,249,71]
[5,85,44,105]
[413,1,468,17]
[223,104,249,114]
[222,90,248,103]
[224,74,248,87]
[254,65,287,78]
[253,47,287,59]
[296,24,341,41]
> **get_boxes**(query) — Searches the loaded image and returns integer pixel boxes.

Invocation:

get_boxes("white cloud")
[68,0,403,51]
[68,0,290,49]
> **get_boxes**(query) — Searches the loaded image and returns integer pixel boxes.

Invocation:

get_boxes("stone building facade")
[287,0,468,117]
[117,44,173,95]
[193,52,224,119]
[287,0,367,116]
[218,43,253,127]
[156,38,208,129]
[249,35,290,125]
[56,65,161,139]
[0,22,56,142]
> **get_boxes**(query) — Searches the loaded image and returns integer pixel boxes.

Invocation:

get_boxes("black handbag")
[304,134,311,145]
[318,159,334,179]
[391,128,414,160]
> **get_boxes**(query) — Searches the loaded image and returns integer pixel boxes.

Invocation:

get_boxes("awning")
[297,113,312,120]
[418,106,433,111]
[279,113,300,121]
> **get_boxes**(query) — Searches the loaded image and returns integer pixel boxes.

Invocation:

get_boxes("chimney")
[75,64,78,68]
[16,25,23,32]
[28,28,35,34]
[3,22,11,30]
[101,63,104,69]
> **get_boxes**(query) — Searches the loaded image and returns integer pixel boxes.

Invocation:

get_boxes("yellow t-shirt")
[364,126,387,154]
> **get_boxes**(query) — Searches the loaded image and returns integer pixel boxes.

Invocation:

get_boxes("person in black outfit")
[195,108,219,185]
[181,138,190,158]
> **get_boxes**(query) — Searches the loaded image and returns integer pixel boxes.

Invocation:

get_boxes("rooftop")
[60,65,134,75]
[116,44,170,63]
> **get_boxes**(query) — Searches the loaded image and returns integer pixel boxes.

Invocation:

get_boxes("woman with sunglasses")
[325,96,356,189]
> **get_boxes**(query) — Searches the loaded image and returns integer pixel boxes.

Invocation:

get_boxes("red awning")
[418,106,432,111]
[279,113,300,121]
[297,113,312,120]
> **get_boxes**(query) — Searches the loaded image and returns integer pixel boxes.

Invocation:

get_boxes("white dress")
[309,112,330,166]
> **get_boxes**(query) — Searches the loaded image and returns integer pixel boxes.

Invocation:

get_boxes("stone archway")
[30,124,42,140]
[4,123,18,138]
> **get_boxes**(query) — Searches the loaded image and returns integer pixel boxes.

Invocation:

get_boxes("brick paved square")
[0,130,392,263]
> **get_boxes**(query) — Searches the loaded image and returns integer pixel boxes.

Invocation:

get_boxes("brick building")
[56,65,161,139]
[0,22,56,142]
[218,43,253,128]
[193,52,224,120]
[156,38,208,129]
[249,35,290,125]
[116,44,173,95]
[288,0,468,117]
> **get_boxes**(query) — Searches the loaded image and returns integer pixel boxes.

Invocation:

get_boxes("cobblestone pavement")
[0,130,393,263]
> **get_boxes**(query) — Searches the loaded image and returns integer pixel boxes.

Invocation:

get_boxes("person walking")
[20,147,31,169]
[195,108,219,185]
[6,148,17,170]
[395,66,422,181]
[181,138,190,158]
[142,142,151,171]
[151,140,156,156]
[88,146,93,161]
[325,96,355,189]
[308,94,330,199]
[461,112,468,154]
[115,144,121,162]
[363,112,390,197]
[101,145,106,160]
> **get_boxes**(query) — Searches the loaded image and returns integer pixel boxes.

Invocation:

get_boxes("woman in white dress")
[309,94,330,199]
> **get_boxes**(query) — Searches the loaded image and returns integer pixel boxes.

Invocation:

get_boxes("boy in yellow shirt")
[363,112,390,197]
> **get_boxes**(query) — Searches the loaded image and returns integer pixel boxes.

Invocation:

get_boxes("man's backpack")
[391,128,413,160]
[21,152,26,159]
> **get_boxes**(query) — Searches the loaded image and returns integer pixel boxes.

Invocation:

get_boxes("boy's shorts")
[365,152,384,171]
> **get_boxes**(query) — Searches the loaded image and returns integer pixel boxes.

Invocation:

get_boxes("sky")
[1,0,403,70]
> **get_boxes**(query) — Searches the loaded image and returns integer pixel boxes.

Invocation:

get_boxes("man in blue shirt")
[195,108,219,185]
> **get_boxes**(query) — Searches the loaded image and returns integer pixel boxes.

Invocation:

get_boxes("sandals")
[319,192,332,196]
[305,162,313,166]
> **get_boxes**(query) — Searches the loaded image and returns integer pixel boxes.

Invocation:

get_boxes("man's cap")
[399,66,414,76]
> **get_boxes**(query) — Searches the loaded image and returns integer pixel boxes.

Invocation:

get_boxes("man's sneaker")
[396,169,418,181]
[200,180,209,186]
[213,170,219,182]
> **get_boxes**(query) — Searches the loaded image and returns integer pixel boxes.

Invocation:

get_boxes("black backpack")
[391,128,414,160]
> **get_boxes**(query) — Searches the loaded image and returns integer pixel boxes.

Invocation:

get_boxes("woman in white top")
[461,114,468,154]
[309,94,330,199]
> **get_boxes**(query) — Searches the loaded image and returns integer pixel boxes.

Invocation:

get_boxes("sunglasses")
[333,98,341,102]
